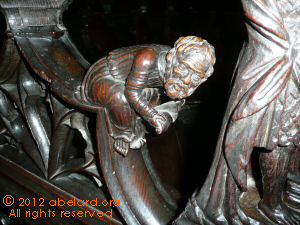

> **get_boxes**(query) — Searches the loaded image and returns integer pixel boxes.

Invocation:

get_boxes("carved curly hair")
[166,36,216,80]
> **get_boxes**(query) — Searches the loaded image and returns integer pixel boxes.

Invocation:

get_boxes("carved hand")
[151,112,172,134]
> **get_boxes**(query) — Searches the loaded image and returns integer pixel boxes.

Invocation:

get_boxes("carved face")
[164,56,206,100]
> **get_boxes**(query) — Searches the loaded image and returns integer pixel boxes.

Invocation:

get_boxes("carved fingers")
[151,112,172,134]
[113,138,130,156]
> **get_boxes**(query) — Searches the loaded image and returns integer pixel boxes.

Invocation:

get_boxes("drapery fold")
[174,1,299,224]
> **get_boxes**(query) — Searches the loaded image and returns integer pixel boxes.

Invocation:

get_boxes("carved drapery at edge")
[174,0,299,224]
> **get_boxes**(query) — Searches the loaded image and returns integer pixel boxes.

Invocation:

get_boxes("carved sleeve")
[124,48,158,123]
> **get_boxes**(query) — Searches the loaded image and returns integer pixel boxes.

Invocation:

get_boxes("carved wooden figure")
[0,1,217,224]
[82,37,216,156]
[15,35,215,158]
[174,0,300,225]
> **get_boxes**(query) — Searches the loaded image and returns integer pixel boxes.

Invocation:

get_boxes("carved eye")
[178,63,188,75]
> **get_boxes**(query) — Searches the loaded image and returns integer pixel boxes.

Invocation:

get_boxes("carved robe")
[174,0,299,224]
[82,45,170,143]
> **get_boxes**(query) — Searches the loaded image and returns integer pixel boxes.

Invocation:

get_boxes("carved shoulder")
[133,48,156,72]
[107,46,158,81]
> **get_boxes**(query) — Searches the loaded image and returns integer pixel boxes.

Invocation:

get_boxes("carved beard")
[164,56,187,99]
[164,79,189,100]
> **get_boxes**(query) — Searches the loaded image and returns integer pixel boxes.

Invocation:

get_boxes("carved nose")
[181,73,192,85]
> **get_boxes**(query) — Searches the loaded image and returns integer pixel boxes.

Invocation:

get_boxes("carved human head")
[164,36,216,100]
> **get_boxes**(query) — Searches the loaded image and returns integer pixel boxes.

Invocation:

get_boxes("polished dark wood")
[0,1,217,225]
[174,0,300,224]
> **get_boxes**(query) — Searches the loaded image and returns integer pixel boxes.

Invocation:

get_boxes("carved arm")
[124,48,172,134]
